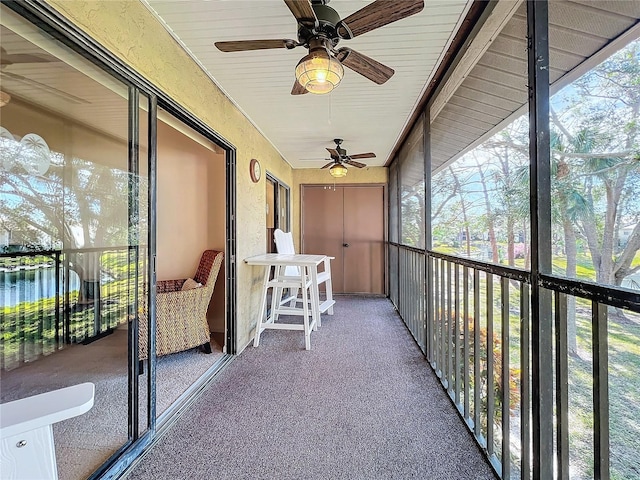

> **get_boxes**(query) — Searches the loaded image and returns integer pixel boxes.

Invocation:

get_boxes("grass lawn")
[568,307,640,480]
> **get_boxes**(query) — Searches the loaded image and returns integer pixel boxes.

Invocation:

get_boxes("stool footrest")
[317,272,331,284]
[261,320,317,331]
[319,299,336,314]
[267,278,312,289]
[272,307,309,316]
[278,294,297,305]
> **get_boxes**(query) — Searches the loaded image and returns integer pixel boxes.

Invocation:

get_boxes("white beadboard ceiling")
[143,0,471,169]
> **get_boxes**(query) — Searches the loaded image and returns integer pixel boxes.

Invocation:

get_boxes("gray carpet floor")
[127,296,496,480]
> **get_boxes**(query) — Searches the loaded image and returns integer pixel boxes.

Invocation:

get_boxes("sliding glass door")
[0,5,150,478]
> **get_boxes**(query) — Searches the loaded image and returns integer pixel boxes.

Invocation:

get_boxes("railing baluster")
[405,250,409,332]
[455,263,460,404]
[440,258,446,382]
[474,268,481,437]
[422,253,426,352]
[521,283,531,480]
[464,265,470,421]
[419,252,425,352]
[37,264,43,357]
[407,251,411,331]
[593,301,610,480]
[401,250,406,324]
[421,254,426,352]
[55,252,61,349]
[501,276,510,479]
[412,252,415,342]
[414,252,418,341]
[403,250,407,331]
[405,250,409,333]
[1,270,5,370]
[64,253,71,345]
[555,292,569,480]
[410,252,414,337]
[427,254,434,364]
[434,257,440,373]
[487,273,495,455]
[19,262,26,362]
[447,260,452,391]
[399,250,403,320]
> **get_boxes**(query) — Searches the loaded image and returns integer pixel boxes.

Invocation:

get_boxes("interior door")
[301,186,345,292]
[343,186,384,294]
[301,185,384,294]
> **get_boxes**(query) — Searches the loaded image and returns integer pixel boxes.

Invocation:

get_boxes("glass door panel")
[154,107,226,418]
[0,5,143,478]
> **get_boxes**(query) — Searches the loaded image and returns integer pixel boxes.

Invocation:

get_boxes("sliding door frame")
[3,1,238,477]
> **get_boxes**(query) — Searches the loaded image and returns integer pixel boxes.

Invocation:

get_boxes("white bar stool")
[273,229,335,326]
[253,263,318,350]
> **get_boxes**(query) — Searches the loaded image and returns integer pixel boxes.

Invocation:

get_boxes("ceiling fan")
[0,46,58,107]
[214,0,424,95]
[322,138,375,177]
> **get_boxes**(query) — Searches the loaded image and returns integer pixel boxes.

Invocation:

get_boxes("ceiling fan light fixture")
[0,90,11,107]
[329,163,348,178]
[295,48,343,95]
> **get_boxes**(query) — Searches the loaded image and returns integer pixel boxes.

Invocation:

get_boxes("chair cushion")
[181,278,203,290]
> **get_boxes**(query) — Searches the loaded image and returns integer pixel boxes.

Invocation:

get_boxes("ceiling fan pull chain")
[328,92,332,125]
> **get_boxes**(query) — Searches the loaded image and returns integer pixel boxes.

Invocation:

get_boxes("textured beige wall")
[291,167,387,251]
[46,0,293,351]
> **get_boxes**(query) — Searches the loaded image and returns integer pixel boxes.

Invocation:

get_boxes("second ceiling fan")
[214,0,424,95]
[322,138,375,177]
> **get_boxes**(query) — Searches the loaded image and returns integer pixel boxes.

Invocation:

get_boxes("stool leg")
[288,287,299,307]
[324,258,334,315]
[309,265,321,330]
[272,286,285,323]
[253,266,271,347]
[289,266,301,307]
[301,270,311,350]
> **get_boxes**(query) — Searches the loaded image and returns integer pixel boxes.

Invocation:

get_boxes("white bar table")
[245,253,335,349]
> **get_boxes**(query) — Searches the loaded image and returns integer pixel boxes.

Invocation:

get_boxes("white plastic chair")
[0,383,95,480]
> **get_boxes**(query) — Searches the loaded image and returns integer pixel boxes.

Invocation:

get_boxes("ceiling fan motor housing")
[298,3,342,48]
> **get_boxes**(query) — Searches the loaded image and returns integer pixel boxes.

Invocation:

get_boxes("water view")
[0,266,79,307]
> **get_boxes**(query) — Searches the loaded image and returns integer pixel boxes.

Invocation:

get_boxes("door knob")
[343,243,350,247]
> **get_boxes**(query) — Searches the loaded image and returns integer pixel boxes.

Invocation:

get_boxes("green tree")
[556,40,640,288]
[1,148,135,302]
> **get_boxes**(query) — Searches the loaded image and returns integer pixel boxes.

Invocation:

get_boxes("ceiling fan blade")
[335,48,394,85]
[215,39,298,52]
[291,80,308,95]
[0,71,89,104]
[1,47,57,66]
[345,159,367,168]
[321,161,335,169]
[326,148,340,158]
[1,54,55,66]
[336,0,424,39]
[349,152,376,160]
[283,0,318,28]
